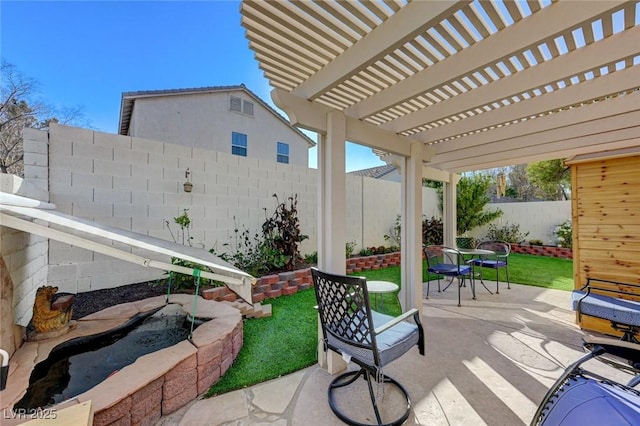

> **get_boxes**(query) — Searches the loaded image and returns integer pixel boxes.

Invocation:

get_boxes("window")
[232,132,247,157]
[277,142,289,164]
[229,95,254,117]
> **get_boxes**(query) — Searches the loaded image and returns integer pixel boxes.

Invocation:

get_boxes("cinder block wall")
[470,200,571,244]
[45,124,319,293]
[0,128,51,354]
[33,123,569,295]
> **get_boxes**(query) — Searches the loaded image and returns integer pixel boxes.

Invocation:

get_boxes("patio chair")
[531,335,640,425]
[310,268,424,426]
[424,245,474,307]
[470,241,511,294]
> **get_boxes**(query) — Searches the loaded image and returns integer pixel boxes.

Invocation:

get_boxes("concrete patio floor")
[155,281,621,425]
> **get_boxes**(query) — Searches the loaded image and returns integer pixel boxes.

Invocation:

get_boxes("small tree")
[527,159,571,200]
[443,174,503,235]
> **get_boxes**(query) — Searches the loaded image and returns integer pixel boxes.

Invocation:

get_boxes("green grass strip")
[206,288,318,397]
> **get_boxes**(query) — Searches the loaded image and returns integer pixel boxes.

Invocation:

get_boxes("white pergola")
[240,0,640,314]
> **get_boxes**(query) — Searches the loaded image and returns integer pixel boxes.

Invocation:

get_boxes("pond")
[14,304,195,411]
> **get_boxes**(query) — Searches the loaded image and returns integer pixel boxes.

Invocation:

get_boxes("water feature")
[14,304,196,411]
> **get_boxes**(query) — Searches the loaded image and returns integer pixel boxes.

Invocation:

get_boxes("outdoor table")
[366,280,399,313]
[458,248,496,295]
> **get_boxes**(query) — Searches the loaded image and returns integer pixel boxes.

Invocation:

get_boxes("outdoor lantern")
[183,168,193,193]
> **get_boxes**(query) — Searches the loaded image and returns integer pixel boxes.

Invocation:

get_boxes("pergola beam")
[389,25,640,135]
[292,1,469,100]
[346,0,628,120]
[272,88,434,160]
[431,89,640,158]
[420,61,640,144]
[431,97,640,171]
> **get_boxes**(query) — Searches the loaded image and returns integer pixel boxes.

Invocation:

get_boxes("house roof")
[118,84,316,147]
[348,164,397,179]
[240,0,640,173]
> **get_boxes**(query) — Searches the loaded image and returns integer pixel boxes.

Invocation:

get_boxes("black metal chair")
[311,268,424,426]
[532,335,640,425]
[470,241,511,294]
[424,245,475,307]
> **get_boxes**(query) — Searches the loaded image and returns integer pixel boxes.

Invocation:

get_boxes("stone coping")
[1,294,243,426]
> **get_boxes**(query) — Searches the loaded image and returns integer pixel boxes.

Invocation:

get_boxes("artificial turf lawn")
[206,253,574,395]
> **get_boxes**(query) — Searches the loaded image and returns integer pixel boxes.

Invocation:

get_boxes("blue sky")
[0,0,385,172]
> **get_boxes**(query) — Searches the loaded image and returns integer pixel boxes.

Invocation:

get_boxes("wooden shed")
[567,149,640,336]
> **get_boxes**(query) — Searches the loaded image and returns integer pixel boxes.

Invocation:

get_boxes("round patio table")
[366,280,399,313]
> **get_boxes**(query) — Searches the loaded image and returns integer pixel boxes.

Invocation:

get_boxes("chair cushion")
[471,259,506,268]
[540,376,640,425]
[572,291,640,327]
[327,311,419,368]
[428,264,471,276]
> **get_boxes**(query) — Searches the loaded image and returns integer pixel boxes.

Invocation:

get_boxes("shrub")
[554,220,572,249]
[212,218,287,277]
[304,251,318,264]
[346,241,357,258]
[262,194,308,271]
[359,247,374,256]
[212,194,309,276]
[422,216,443,246]
[484,221,530,244]
[529,239,544,246]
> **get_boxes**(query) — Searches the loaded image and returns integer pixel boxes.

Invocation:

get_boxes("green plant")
[262,194,308,271]
[529,239,544,246]
[438,174,503,235]
[213,218,287,277]
[346,241,357,258]
[554,220,572,249]
[165,209,215,290]
[384,214,402,246]
[359,247,374,256]
[484,221,530,244]
[422,216,443,246]
[304,251,318,264]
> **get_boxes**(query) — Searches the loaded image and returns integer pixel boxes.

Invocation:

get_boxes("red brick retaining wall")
[510,243,573,259]
[204,252,403,304]
[204,247,572,304]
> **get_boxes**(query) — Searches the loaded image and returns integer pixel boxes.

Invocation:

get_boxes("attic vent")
[230,96,242,112]
[230,95,254,117]
[243,100,254,116]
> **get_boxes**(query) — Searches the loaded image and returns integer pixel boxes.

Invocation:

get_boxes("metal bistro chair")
[532,335,640,425]
[471,241,511,294]
[311,268,424,426]
[424,245,474,307]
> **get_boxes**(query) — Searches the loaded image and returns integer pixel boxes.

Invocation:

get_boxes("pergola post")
[443,173,458,247]
[400,141,424,312]
[317,110,347,274]
[317,110,347,374]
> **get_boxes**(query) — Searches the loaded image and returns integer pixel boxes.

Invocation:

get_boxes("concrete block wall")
[470,200,572,244]
[0,172,49,357]
[27,123,570,296]
[45,124,319,294]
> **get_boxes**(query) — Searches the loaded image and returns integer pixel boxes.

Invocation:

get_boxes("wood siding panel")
[572,154,640,335]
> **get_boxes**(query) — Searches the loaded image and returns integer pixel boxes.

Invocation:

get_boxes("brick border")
[510,243,573,259]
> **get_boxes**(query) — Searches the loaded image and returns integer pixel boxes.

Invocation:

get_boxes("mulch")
[71,281,170,320]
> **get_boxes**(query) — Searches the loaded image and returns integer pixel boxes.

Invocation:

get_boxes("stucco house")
[118,84,315,166]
